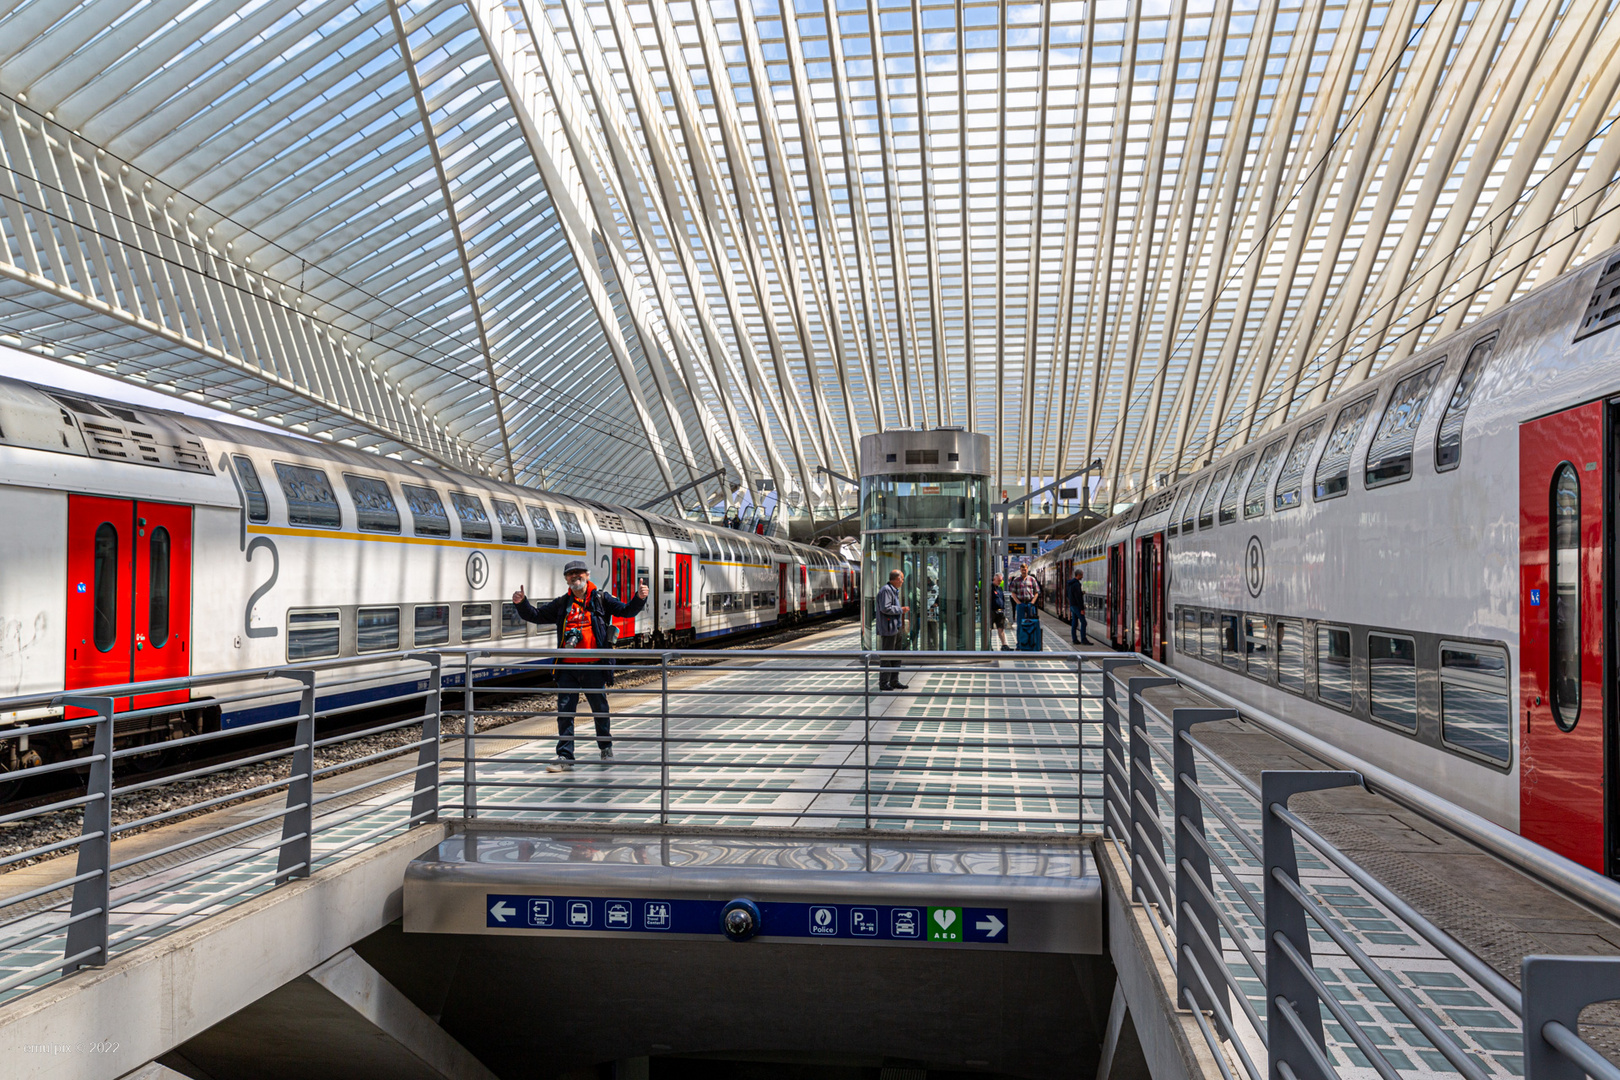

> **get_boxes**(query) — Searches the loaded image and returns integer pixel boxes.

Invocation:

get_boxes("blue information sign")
[484,894,1009,944]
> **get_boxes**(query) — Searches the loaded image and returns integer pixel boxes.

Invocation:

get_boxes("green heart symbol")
[933,909,956,930]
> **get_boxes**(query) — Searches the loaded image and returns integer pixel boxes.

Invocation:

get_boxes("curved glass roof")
[0,0,1616,511]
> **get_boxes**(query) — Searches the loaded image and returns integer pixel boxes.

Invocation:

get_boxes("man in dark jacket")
[1066,568,1089,645]
[874,569,909,691]
[512,559,647,772]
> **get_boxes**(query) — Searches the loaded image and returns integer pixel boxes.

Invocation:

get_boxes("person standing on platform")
[512,559,647,772]
[1067,568,1089,645]
[1011,561,1041,619]
[991,572,1011,651]
[875,569,909,691]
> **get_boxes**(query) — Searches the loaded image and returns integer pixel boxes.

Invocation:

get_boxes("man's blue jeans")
[1070,608,1087,643]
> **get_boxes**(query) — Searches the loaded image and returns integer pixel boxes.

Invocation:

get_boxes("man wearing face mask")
[513,559,647,772]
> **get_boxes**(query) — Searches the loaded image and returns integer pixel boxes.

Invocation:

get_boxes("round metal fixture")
[721,898,761,942]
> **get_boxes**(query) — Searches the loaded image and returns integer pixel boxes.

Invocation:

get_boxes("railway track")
[0,614,857,866]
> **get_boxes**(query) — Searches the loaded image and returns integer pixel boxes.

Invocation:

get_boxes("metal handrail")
[1162,661,1620,922]
[1099,651,1620,1080]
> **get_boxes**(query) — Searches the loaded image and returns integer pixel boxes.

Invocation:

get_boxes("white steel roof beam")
[388,0,517,481]
[460,0,681,493]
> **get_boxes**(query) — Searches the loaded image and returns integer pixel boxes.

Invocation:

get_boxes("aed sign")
[485,894,1009,945]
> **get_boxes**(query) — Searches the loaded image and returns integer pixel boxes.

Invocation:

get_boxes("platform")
[0,628,1615,1080]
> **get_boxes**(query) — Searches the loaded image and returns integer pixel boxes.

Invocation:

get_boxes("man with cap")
[512,559,647,772]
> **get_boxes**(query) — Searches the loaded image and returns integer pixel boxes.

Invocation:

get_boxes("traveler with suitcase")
[1011,562,1043,651]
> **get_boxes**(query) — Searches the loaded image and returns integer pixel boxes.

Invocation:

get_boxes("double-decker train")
[1034,243,1620,877]
[0,375,855,774]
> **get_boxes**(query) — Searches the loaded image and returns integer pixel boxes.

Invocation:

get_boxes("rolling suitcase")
[1016,608,1043,651]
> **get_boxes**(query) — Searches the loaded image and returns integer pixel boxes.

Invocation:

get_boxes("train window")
[148,526,171,648]
[1179,608,1198,656]
[1244,440,1287,518]
[414,604,450,647]
[232,456,269,523]
[491,499,527,545]
[357,607,400,652]
[450,493,492,542]
[287,609,341,661]
[1166,490,1182,537]
[1436,335,1496,472]
[343,475,401,534]
[527,505,559,547]
[1244,615,1270,678]
[461,603,492,642]
[501,602,526,637]
[1275,620,1305,693]
[273,463,342,529]
[1219,614,1241,669]
[1313,396,1375,501]
[1368,632,1418,731]
[93,522,118,653]
[1273,420,1325,511]
[1551,463,1581,729]
[1181,476,1210,533]
[1439,643,1511,763]
[1219,455,1254,525]
[402,485,451,538]
[1315,626,1353,711]
[1198,466,1231,529]
[1199,610,1218,660]
[665,568,676,592]
[557,511,587,549]
[1365,361,1445,488]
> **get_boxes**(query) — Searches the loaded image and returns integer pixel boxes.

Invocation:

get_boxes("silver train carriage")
[1032,242,1620,878]
[0,376,855,773]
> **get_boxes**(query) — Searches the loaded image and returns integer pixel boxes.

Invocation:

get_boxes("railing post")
[277,671,317,884]
[463,652,477,819]
[1076,653,1085,833]
[410,654,441,823]
[1522,955,1620,1080]
[1098,656,1136,845]
[1126,674,1176,906]
[1173,706,1238,1018]
[61,695,113,974]
[863,651,872,830]
[1263,769,1360,1080]
[660,651,669,826]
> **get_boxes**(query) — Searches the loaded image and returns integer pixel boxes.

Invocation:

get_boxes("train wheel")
[126,733,171,772]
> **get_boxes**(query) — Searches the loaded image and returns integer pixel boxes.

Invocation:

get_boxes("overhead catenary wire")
[1076,1,1444,490]
[0,91,737,483]
[0,296,666,503]
[1174,192,1620,472]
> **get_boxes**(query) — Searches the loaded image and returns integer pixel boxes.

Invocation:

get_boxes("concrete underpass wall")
[352,924,1117,1080]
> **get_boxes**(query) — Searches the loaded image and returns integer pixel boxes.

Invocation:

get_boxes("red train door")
[674,554,692,632]
[66,496,192,709]
[1135,533,1165,661]
[609,547,636,641]
[1520,402,1606,872]
[778,564,789,616]
[800,565,809,613]
[1107,542,1129,649]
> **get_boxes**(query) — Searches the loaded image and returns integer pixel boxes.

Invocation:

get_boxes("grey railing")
[1100,654,1620,1080]
[443,646,1107,831]
[0,653,441,999]
[0,644,1107,1002]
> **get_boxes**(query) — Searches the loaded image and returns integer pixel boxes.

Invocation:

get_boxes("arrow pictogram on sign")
[975,913,1005,938]
[489,900,515,923]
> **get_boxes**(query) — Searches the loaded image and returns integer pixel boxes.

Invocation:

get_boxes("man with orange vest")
[513,559,647,772]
